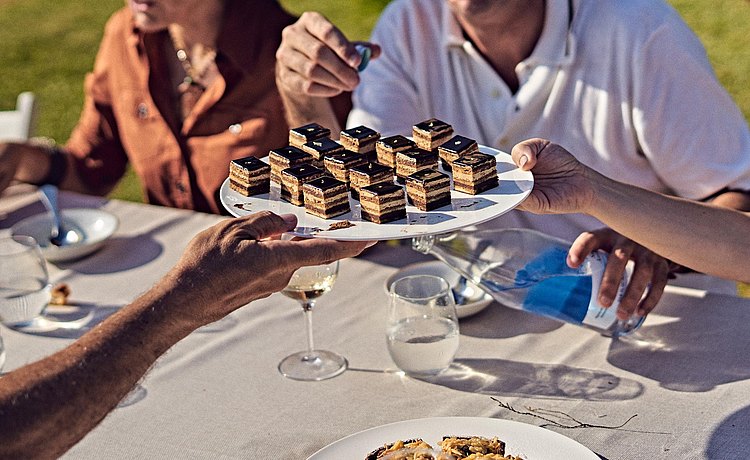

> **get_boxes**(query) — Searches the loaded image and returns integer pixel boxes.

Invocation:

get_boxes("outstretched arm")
[512,139,750,283]
[0,212,370,459]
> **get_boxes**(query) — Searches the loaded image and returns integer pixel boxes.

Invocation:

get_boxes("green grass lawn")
[1,0,748,294]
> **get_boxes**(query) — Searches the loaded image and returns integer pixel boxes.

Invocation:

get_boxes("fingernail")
[365,240,378,248]
[280,213,297,228]
[599,295,612,307]
[518,155,529,168]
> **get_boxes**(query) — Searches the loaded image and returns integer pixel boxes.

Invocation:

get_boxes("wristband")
[31,146,68,186]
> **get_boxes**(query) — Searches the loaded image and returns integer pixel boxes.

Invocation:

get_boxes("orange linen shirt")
[64,0,294,214]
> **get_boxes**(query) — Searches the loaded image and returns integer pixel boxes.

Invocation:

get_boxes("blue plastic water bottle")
[412,228,644,337]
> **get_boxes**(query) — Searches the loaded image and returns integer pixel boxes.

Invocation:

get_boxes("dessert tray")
[307,416,598,459]
[220,145,533,241]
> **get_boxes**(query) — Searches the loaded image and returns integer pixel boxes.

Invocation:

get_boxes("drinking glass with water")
[0,236,52,328]
[387,274,459,377]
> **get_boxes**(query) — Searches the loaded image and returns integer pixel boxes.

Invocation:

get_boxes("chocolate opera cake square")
[228,156,270,196]
[340,125,380,156]
[405,169,451,211]
[452,152,499,195]
[269,145,312,184]
[303,176,350,219]
[349,162,394,200]
[280,164,325,206]
[289,122,331,148]
[375,134,416,168]
[359,183,406,224]
[412,118,453,150]
[437,134,478,171]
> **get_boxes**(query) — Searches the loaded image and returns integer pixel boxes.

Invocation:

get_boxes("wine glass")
[387,274,459,377]
[278,261,346,381]
[0,235,94,332]
[0,236,52,330]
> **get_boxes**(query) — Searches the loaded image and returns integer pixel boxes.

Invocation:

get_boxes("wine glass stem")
[302,300,316,358]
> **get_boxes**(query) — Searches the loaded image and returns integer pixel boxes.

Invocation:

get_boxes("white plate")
[308,416,598,459]
[220,145,533,241]
[10,208,119,263]
[385,261,493,319]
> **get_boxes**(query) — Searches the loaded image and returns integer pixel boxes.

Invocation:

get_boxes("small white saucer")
[385,261,493,319]
[11,208,118,263]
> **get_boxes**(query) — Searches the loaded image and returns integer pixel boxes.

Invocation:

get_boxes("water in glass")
[387,274,459,377]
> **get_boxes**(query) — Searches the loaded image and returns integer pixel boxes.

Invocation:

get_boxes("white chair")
[0,92,38,141]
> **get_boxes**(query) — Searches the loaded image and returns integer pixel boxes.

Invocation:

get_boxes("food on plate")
[366,436,522,460]
[280,164,325,206]
[405,169,451,211]
[323,151,368,184]
[350,162,395,200]
[376,135,417,168]
[228,156,271,196]
[289,122,331,148]
[396,149,439,183]
[437,135,478,172]
[439,436,512,459]
[412,118,454,151]
[340,125,381,160]
[50,283,71,306]
[301,137,344,168]
[366,439,435,460]
[303,176,350,219]
[359,183,407,224]
[451,153,499,195]
[269,145,312,184]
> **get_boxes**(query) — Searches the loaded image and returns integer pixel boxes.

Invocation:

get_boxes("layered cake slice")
[437,135,478,172]
[375,134,416,168]
[269,146,312,184]
[323,151,368,184]
[349,162,394,200]
[359,183,407,224]
[280,164,325,206]
[395,149,439,183]
[452,152,499,195]
[412,118,453,151]
[340,125,381,159]
[303,176,350,219]
[228,156,270,196]
[288,122,331,148]
[301,137,344,168]
[405,169,451,211]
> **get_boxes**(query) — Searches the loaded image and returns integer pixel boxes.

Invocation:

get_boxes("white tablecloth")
[2,185,749,459]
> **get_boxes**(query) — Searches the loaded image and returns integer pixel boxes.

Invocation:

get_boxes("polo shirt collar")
[443,0,575,67]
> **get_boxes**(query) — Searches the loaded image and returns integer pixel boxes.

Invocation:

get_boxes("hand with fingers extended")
[567,228,670,320]
[275,11,381,98]
[164,211,372,327]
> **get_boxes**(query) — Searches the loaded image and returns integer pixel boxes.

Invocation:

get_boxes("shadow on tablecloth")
[420,358,643,402]
[708,405,750,458]
[607,290,750,392]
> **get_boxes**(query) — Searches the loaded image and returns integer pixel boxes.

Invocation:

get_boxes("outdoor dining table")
[1,183,749,459]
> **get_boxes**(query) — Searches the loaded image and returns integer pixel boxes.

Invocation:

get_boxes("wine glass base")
[278,350,348,381]
[117,384,147,407]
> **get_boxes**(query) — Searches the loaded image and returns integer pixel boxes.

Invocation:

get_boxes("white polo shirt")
[349,0,750,292]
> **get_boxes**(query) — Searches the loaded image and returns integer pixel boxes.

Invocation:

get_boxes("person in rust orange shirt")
[0,0,347,214]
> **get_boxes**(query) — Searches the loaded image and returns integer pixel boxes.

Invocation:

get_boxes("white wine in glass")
[278,261,346,381]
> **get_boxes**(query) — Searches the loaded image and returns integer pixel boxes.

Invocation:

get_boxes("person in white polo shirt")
[275,0,750,317]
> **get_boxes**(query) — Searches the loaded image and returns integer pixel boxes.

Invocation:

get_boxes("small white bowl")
[11,208,119,263]
[385,261,494,319]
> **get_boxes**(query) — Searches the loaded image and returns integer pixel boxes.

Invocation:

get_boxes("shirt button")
[229,123,242,135]
[136,103,149,119]
[500,137,510,146]
[491,89,501,99]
